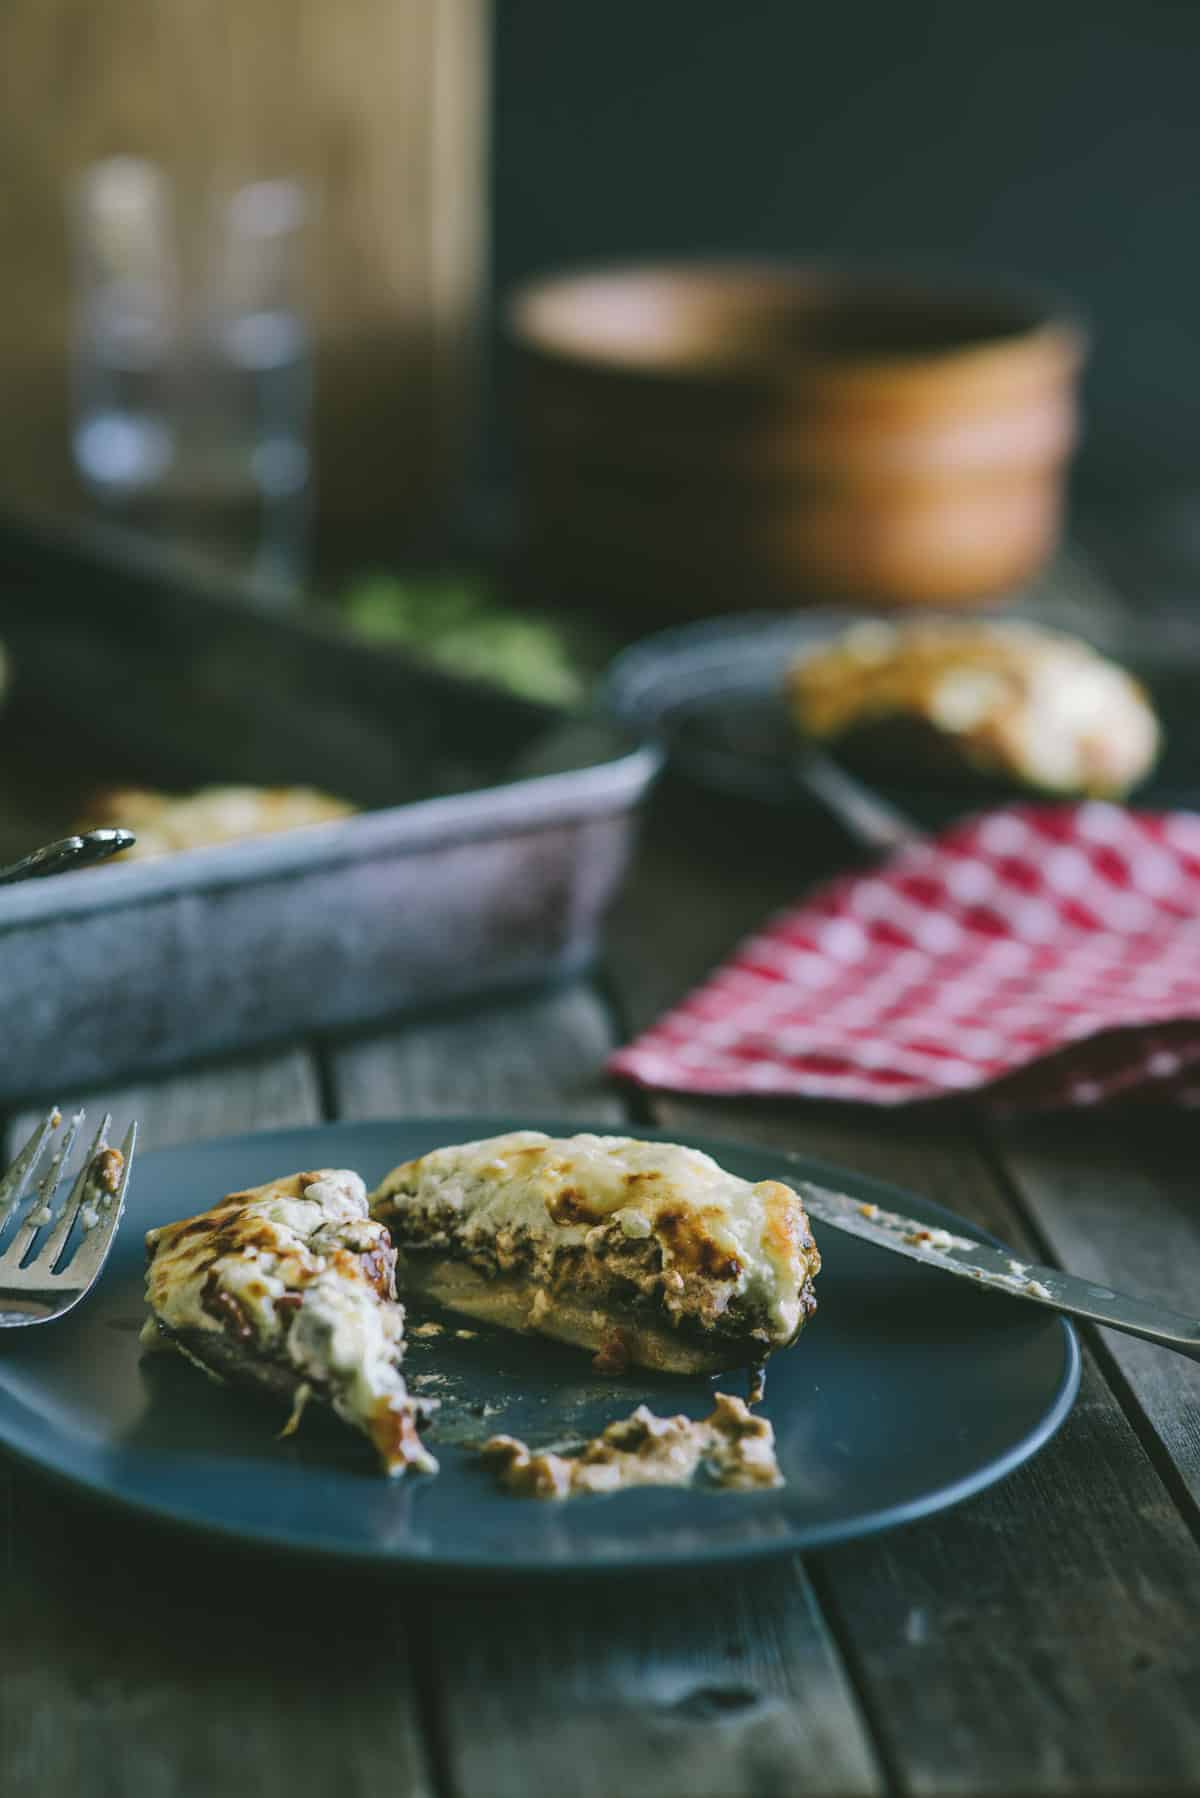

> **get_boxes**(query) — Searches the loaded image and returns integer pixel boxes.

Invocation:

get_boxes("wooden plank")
[991,1106,1200,1519]
[604,789,812,1041]
[435,1564,880,1798]
[0,1047,435,1798]
[8,1044,321,1152]
[608,824,1200,1792]
[328,983,626,1124]
[324,981,883,1798]
[816,1367,1200,1796]
[0,1529,435,1798]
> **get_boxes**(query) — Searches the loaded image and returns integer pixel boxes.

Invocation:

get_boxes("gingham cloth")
[609,803,1200,1111]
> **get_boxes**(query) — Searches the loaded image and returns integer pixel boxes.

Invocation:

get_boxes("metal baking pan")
[0,511,659,1102]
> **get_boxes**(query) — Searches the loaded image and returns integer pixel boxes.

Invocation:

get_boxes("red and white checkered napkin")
[609,804,1200,1112]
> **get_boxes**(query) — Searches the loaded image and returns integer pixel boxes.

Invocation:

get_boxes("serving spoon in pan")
[0,828,136,886]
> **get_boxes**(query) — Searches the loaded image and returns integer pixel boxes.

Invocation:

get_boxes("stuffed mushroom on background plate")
[601,610,1190,836]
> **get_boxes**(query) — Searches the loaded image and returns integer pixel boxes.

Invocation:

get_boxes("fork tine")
[59,1120,136,1286]
[4,1109,84,1268]
[0,1108,60,1238]
[32,1113,110,1272]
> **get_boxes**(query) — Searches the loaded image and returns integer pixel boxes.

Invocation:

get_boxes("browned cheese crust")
[143,1169,435,1476]
[370,1132,821,1374]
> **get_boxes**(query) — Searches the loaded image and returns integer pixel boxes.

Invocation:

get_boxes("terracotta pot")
[508,264,1086,611]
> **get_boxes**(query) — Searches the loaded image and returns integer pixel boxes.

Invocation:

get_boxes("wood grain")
[433,1565,880,1798]
[8,1045,321,1154]
[604,788,815,1040]
[327,984,626,1125]
[992,1107,1200,1521]
[0,1530,436,1798]
[0,1047,438,1798]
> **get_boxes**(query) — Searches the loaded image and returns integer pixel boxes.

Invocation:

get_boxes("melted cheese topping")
[788,619,1160,798]
[370,1132,819,1347]
[144,1169,435,1475]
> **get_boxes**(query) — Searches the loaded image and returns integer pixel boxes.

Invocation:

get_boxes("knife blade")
[800,1180,1200,1362]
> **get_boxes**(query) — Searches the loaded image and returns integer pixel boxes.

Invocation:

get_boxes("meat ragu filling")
[200,1272,256,1343]
[386,1204,816,1347]
[370,1131,822,1372]
[142,1169,436,1476]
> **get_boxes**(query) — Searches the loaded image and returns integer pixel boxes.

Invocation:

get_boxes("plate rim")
[0,1113,1081,1579]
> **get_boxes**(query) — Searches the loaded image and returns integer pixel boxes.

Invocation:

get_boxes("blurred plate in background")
[601,610,1200,835]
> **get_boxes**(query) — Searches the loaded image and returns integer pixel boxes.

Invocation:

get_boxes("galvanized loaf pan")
[0,514,659,1100]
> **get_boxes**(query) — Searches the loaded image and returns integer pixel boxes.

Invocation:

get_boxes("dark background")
[491,0,1200,522]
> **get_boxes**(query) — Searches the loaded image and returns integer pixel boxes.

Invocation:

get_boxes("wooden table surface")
[5,755,1200,1795]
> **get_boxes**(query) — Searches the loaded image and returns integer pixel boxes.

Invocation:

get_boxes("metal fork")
[0,1108,137,1327]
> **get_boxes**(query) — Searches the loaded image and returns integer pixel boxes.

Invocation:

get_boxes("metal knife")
[801,1180,1200,1361]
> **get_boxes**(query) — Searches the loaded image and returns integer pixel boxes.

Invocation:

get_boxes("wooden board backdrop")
[0,0,489,552]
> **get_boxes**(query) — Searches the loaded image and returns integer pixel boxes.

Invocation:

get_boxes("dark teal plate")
[0,1117,1079,1577]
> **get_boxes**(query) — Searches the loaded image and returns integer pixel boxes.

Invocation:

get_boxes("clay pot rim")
[508,260,1087,390]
